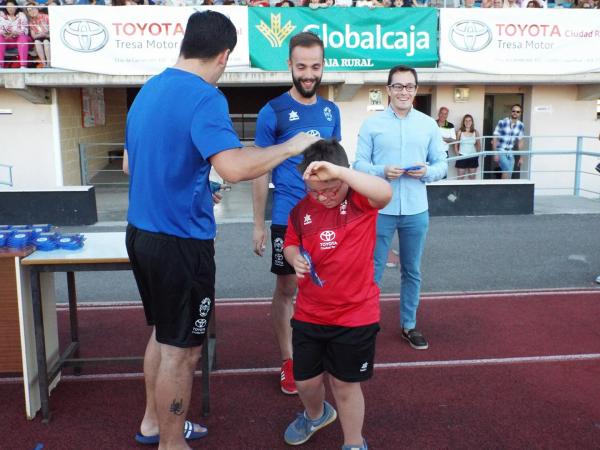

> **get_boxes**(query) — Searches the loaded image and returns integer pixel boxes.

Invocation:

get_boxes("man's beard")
[292,73,322,99]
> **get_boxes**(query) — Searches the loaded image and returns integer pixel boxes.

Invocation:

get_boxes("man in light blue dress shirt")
[354,65,447,350]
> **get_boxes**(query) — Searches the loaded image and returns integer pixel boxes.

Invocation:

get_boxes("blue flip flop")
[134,432,160,445]
[135,420,208,445]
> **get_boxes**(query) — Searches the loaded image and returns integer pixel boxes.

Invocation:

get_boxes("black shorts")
[270,224,295,276]
[125,224,215,348]
[291,319,380,383]
[455,156,479,169]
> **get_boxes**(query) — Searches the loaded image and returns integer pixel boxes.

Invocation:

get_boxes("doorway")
[483,93,525,179]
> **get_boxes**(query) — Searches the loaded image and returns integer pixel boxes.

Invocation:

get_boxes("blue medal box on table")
[0,224,85,251]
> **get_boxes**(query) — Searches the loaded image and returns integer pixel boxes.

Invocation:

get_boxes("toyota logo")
[61,19,109,53]
[449,20,492,52]
[195,319,207,328]
[320,230,335,242]
[306,130,321,137]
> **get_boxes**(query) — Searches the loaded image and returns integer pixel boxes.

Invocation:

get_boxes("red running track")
[1,290,599,449]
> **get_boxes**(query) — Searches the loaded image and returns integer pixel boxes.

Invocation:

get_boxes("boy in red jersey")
[282,139,392,450]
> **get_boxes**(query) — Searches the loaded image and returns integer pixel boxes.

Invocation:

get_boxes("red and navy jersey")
[284,190,380,327]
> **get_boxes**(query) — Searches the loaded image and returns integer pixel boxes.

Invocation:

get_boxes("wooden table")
[21,232,215,423]
[0,247,35,374]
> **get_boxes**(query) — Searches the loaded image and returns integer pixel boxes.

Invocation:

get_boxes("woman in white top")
[454,114,481,180]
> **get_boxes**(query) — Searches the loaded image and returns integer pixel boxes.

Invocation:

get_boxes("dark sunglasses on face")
[512,110,521,113]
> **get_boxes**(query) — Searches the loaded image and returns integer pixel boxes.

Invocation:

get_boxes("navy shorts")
[126,224,215,348]
[270,224,295,276]
[291,319,380,383]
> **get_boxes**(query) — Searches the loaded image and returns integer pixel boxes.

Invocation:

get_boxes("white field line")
[56,288,600,311]
[2,353,599,385]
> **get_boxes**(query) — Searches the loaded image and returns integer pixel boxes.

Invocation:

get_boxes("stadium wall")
[1,83,598,198]
[57,88,127,186]
[0,90,56,188]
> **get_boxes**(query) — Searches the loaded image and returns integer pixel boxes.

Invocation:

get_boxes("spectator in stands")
[275,0,295,5]
[392,0,419,6]
[0,1,30,68]
[248,0,269,5]
[503,0,520,7]
[435,106,456,158]
[454,114,481,180]
[493,104,525,180]
[492,0,504,6]
[524,0,545,5]
[25,1,49,68]
[463,0,475,6]
[575,0,595,7]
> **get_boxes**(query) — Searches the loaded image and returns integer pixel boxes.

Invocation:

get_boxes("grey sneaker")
[342,438,368,450]
[284,400,337,446]
[402,328,429,350]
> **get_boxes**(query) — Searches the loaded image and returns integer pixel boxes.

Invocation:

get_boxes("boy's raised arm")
[303,162,392,209]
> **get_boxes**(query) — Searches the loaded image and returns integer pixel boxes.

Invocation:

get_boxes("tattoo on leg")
[169,398,184,416]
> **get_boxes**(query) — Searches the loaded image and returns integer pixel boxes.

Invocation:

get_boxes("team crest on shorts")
[199,297,211,317]
[274,237,284,253]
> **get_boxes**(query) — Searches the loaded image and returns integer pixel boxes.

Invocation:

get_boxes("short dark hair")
[180,11,237,60]
[387,65,418,86]
[289,31,324,60]
[297,139,349,174]
[511,104,522,110]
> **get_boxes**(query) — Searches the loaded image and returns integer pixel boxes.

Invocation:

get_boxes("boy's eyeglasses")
[387,83,417,94]
[306,182,342,199]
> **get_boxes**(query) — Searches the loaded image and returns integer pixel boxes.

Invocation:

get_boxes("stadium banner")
[49,6,249,75]
[439,9,600,75]
[248,8,438,71]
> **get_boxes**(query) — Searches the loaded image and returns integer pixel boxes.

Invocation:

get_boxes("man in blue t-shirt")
[251,32,341,396]
[125,12,317,449]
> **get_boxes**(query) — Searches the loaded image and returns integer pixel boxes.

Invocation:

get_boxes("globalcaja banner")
[439,9,600,75]
[49,6,249,75]
[249,8,438,71]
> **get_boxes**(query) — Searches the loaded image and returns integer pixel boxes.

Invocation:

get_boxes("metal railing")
[231,114,257,141]
[78,143,127,186]
[79,135,600,198]
[0,163,13,186]
[445,135,600,197]
[79,137,257,187]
